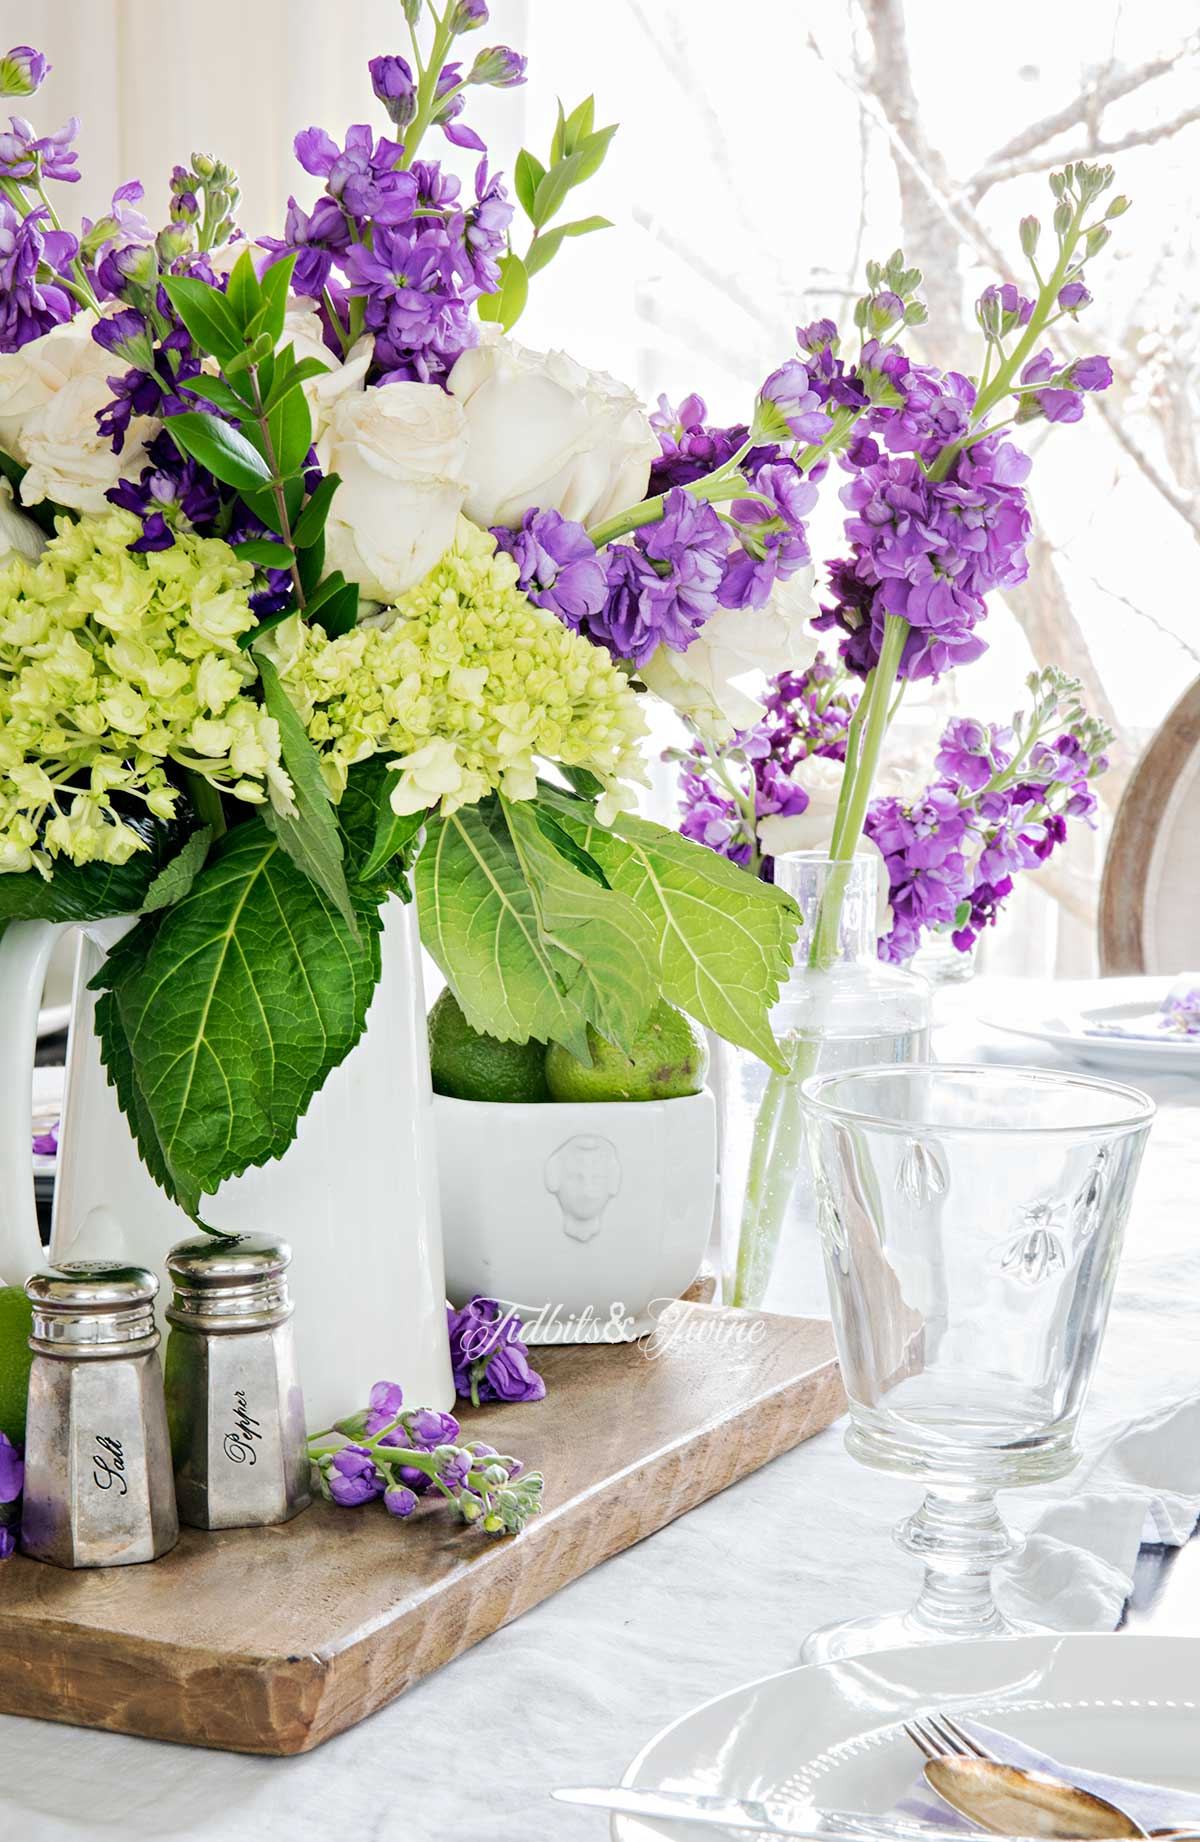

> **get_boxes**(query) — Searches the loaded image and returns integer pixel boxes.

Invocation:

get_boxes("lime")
[0,1286,33,1446]
[545,1000,709,1103]
[428,986,550,1104]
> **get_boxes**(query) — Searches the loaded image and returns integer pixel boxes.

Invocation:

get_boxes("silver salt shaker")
[20,1263,179,1569]
[163,1234,310,1530]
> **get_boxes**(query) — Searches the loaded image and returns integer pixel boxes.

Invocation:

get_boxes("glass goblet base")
[800,1603,1040,1667]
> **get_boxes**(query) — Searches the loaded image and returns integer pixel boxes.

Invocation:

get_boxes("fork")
[904,1713,1000,1764]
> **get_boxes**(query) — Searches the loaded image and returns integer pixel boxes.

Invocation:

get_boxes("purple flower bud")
[447,0,488,29]
[468,44,528,87]
[362,1378,404,1433]
[0,1433,23,1505]
[369,54,418,129]
[384,1484,419,1519]
[1019,348,1056,387]
[0,46,48,98]
[1057,281,1091,312]
[327,1444,385,1507]
[1068,353,1112,392]
[796,317,837,354]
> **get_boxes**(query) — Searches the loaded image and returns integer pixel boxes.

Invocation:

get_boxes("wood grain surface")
[1099,675,1200,974]
[0,1304,843,1755]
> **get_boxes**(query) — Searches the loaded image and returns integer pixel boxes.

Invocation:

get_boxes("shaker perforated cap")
[25,1261,160,1355]
[166,1234,293,1330]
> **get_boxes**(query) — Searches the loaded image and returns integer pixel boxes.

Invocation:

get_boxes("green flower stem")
[586,439,756,549]
[184,770,227,839]
[399,5,458,174]
[246,362,307,610]
[731,1033,819,1307]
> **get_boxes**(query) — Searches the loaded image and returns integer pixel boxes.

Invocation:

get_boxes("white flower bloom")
[0,320,105,464]
[18,326,156,513]
[280,302,371,439]
[448,331,659,531]
[317,382,470,604]
[640,563,822,733]
[0,476,46,570]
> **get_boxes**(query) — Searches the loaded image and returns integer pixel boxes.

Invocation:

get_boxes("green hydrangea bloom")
[269,517,647,819]
[0,510,287,873]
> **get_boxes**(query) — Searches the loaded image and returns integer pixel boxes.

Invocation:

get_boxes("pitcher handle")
[0,919,71,1284]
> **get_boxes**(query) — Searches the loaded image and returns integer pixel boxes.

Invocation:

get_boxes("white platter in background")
[613,1632,1200,1840]
[977,976,1199,1076]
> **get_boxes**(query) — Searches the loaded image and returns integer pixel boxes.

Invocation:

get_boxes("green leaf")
[543,797,799,1072]
[337,757,422,900]
[254,654,357,933]
[178,375,255,417]
[562,95,595,154]
[242,472,301,533]
[233,537,294,567]
[226,245,263,330]
[476,251,529,332]
[140,827,213,915]
[359,780,428,883]
[292,472,341,549]
[502,796,657,1052]
[297,531,325,596]
[90,819,382,1215]
[254,253,296,345]
[549,98,567,165]
[0,821,190,923]
[160,274,244,364]
[570,122,618,185]
[308,576,358,637]
[415,800,590,1059]
[530,128,617,228]
[265,355,330,409]
[514,148,545,219]
[533,806,609,887]
[167,411,273,493]
[266,381,312,479]
[525,215,612,278]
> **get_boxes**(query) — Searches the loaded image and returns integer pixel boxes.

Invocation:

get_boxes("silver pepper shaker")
[163,1234,311,1530]
[20,1263,179,1569]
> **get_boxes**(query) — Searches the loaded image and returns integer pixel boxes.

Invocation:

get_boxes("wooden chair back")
[1099,678,1200,974]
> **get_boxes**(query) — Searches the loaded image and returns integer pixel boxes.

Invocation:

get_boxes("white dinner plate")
[614,1632,1200,1839]
[977,976,1198,1076]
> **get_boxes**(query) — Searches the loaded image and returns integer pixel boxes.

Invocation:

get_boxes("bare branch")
[630,204,779,338]
[974,102,1200,189]
[969,33,1200,194]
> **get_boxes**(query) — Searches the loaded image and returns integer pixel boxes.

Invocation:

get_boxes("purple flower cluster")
[0,110,79,184]
[1160,990,1200,1037]
[677,655,857,868]
[263,93,514,384]
[491,508,608,625]
[865,707,1109,962]
[0,1430,22,1559]
[0,197,77,349]
[447,1297,546,1407]
[818,426,1033,682]
[314,1374,544,1536]
[859,340,975,462]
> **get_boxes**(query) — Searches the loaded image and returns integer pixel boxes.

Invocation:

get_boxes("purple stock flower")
[1068,354,1112,392]
[468,45,528,87]
[433,64,486,153]
[363,1380,404,1432]
[649,394,748,492]
[0,199,77,349]
[327,1444,385,1507]
[448,0,489,27]
[32,1120,58,1157]
[1058,281,1091,311]
[447,1297,546,1407]
[582,489,727,665]
[759,359,830,443]
[491,508,608,624]
[934,716,1011,793]
[106,427,222,551]
[0,47,49,98]
[0,1433,23,1504]
[384,1484,419,1519]
[369,55,418,130]
[0,112,80,183]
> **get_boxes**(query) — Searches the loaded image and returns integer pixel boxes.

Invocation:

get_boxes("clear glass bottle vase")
[719,852,932,1313]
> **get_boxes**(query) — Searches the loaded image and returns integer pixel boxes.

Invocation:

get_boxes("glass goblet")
[799,1062,1154,1664]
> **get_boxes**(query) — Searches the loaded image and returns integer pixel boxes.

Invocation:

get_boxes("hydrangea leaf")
[415,800,590,1059]
[543,794,800,1073]
[91,819,382,1216]
[140,826,213,915]
[501,795,657,1053]
[255,654,357,934]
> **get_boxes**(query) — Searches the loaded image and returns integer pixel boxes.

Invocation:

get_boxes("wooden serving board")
[0,1304,843,1755]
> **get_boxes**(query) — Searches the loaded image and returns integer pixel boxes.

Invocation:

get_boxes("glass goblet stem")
[896,1484,1025,1640]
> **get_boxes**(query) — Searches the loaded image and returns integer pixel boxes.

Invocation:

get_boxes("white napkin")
[994,1392,1200,1629]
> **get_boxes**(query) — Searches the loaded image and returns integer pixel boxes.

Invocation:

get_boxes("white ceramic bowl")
[435,1090,717,1342]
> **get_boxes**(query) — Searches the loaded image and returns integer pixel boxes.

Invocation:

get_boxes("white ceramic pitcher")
[0,896,454,1429]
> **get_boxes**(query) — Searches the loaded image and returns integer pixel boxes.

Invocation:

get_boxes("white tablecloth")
[3,979,1198,1842]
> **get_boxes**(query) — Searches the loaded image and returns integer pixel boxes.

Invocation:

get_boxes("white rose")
[0,320,108,464]
[19,327,156,513]
[317,381,469,603]
[448,332,659,531]
[280,302,370,439]
[0,476,47,570]
[640,564,822,733]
